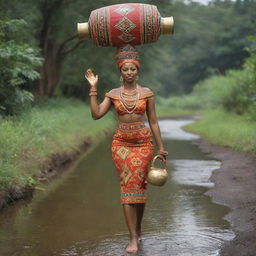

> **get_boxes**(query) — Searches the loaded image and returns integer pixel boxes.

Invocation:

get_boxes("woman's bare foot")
[126,237,139,253]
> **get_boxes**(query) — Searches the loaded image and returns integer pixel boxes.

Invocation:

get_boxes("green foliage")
[150,0,256,95]
[159,36,256,118]
[222,40,256,118]
[0,19,42,116]
[1,0,255,98]
[157,73,236,112]
[192,74,236,107]
[158,94,201,110]
[185,109,256,154]
[0,97,114,189]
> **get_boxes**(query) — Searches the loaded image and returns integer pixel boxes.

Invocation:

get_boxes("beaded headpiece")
[115,44,140,71]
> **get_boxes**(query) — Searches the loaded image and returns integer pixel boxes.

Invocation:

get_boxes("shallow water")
[0,119,234,256]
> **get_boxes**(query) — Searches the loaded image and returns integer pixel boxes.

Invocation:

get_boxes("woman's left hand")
[157,150,168,164]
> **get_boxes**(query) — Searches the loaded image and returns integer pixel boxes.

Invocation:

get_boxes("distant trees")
[0,0,255,112]
[143,0,256,95]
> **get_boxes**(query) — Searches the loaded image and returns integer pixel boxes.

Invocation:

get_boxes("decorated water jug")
[147,155,168,186]
[77,3,174,46]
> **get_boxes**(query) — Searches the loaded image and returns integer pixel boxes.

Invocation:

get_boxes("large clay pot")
[77,3,174,46]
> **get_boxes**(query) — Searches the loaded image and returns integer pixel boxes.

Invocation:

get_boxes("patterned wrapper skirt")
[112,121,154,204]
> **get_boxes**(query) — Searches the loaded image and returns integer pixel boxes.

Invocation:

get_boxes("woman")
[85,45,168,253]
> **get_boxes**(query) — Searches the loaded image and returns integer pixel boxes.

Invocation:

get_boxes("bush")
[222,40,256,118]
[158,94,202,110]
[0,19,42,116]
[158,74,236,111]
[192,75,236,108]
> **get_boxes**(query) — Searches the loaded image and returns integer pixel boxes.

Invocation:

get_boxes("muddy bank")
[0,137,92,211]
[193,139,256,256]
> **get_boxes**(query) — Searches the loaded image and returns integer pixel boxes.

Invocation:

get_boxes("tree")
[0,19,42,116]
[1,0,255,98]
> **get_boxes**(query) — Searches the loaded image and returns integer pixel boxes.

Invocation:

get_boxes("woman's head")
[116,44,140,72]
[120,62,138,83]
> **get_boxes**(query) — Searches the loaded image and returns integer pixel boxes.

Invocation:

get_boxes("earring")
[135,75,139,81]
[120,76,123,82]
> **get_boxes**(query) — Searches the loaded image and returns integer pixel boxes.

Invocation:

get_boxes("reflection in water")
[0,119,234,256]
[172,159,220,188]
[160,119,200,140]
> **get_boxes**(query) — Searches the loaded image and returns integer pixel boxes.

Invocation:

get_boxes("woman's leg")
[123,204,139,253]
[135,203,145,241]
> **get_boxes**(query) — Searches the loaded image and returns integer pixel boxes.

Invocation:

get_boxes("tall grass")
[156,74,236,114]
[185,108,256,153]
[192,74,236,108]
[0,98,115,189]
[155,72,256,154]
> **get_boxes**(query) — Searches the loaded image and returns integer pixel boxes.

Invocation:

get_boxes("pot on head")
[77,3,174,46]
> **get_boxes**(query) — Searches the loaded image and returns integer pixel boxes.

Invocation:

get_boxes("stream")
[0,119,234,256]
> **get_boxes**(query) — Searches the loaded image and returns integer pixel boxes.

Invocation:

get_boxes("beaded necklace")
[119,85,140,114]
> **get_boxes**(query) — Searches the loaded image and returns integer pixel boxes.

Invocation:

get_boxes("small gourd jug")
[147,155,168,186]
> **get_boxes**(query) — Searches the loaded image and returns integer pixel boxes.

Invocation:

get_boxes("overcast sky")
[194,0,210,3]
[188,0,211,4]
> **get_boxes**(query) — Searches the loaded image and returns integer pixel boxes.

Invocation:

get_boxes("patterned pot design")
[77,3,174,46]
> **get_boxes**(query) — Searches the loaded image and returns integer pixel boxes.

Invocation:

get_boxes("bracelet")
[89,92,98,96]
[90,87,97,92]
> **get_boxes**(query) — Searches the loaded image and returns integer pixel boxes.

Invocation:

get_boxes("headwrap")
[115,44,140,71]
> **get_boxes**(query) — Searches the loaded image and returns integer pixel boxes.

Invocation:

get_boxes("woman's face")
[120,62,138,84]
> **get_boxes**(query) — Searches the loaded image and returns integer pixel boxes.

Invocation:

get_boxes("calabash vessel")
[147,155,168,186]
[77,3,174,46]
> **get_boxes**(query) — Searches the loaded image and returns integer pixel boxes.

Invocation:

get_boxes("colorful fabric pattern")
[88,3,161,46]
[115,44,140,71]
[112,122,154,204]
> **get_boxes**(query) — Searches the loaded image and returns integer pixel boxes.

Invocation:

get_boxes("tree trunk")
[38,40,63,97]
[36,0,82,97]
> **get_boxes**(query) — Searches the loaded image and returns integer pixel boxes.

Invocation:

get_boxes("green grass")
[156,95,201,118]
[184,108,256,154]
[0,97,115,189]
[155,72,256,154]
[156,105,199,118]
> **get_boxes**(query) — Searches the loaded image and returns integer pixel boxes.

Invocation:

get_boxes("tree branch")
[62,40,84,56]
[57,35,77,56]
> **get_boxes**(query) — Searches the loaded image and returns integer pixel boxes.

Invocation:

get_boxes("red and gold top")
[105,86,154,115]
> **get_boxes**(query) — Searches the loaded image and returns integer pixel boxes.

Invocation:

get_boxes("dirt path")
[193,139,256,256]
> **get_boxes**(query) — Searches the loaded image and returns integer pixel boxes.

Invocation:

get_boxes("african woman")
[84,45,168,253]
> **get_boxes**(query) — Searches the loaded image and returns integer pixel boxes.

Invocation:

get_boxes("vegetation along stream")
[0,119,235,256]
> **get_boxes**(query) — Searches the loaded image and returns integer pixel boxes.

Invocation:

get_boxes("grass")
[184,108,256,154]
[1,78,255,194]
[0,97,115,190]
[155,72,256,155]
[156,96,200,118]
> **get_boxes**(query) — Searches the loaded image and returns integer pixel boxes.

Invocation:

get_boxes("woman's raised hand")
[85,69,98,88]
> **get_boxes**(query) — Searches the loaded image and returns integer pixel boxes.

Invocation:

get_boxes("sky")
[187,0,211,4]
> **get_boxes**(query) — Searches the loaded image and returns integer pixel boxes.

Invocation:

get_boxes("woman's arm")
[146,96,168,161]
[85,69,112,120]
[90,96,112,120]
